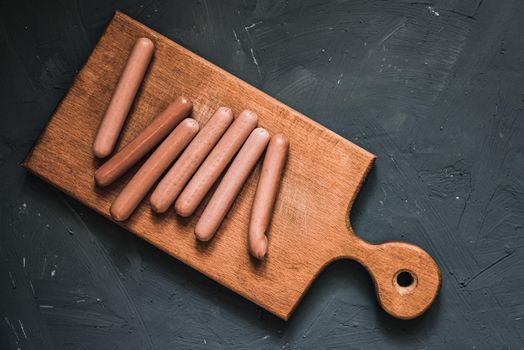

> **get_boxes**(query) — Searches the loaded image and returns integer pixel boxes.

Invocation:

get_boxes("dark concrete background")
[1,0,523,348]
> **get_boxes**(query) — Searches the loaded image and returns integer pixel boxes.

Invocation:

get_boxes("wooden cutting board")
[22,12,440,320]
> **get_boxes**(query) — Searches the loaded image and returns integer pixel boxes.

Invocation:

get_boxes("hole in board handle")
[394,270,417,294]
[397,271,414,287]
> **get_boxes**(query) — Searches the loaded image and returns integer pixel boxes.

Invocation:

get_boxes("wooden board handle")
[339,233,441,319]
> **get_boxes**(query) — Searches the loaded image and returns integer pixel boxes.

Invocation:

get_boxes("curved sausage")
[174,110,258,217]
[93,37,155,158]
[150,107,234,213]
[195,128,270,241]
[248,133,289,259]
[110,118,199,221]
[95,96,192,187]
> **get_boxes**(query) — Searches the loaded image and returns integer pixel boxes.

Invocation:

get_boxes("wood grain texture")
[22,12,440,320]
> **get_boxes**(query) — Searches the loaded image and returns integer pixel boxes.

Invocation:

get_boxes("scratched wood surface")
[22,12,440,320]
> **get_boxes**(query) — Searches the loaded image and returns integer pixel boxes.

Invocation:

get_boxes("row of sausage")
[92,37,288,260]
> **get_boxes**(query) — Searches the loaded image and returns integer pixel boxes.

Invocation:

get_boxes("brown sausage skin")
[195,128,270,241]
[248,133,289,259]
[150,107,234,213]
[110,118,199,221]
[93,37,154,158]
[175,110,258,217]
[95,96,192,187]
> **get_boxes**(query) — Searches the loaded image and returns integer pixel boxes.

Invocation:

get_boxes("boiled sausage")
[150,107,233,213]
[93,37,155,158]
[248,133,289,259]
[174,110,258,217]
[195,128,270,241]
[95,96,192,187]
[110,118,199,221]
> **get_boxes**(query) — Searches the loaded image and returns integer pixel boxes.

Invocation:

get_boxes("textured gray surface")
[1,0,523,349]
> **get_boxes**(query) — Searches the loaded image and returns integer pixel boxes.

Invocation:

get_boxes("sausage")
[150,107,234,213]
[195,128,270,241]
[110,118,199,221]
[174,110,258,217]
[95,96,192,187]
[93,37,155,158]
[248,133,289,259]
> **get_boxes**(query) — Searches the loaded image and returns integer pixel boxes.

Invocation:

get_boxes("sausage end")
[93,140,112,159]
[239,109,258,125]
[174,201,194,217]
[194,223,215,242]
[136,37,155,51]
[181,118,200,132]
[110,205,129,222]
[273,133,289,147]
[176,96,193,108]
[253,127,270,140]
[217,106,233,115]
[249,235,268,260]
[150,194,168,214]
[94,171,110,187]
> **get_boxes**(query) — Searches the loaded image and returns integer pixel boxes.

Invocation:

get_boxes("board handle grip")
[357,241,441,319]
